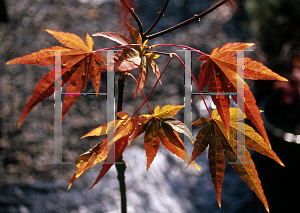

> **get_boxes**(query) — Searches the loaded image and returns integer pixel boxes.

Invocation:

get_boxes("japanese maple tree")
[6,0,288,212]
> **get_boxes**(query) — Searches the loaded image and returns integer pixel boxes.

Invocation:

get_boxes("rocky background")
[1,0,299,212]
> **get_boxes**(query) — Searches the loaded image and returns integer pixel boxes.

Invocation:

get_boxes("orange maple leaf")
[69,111,150,189]
[144,105,198,171]
[197,42,288,145]
[191,107,284,212]
[6,30,106,127]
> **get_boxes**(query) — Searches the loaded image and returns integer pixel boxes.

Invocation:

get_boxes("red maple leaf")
[6,30,106,127]
[197,42,288,145]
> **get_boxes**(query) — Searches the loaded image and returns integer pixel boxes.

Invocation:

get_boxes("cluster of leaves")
[6,30,106,127]
[69,105,199,189]
[6,3,288,212]
[191,108,284,211]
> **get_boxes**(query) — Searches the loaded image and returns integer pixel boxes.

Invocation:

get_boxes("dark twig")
[120,0,144,37]
[115,71,128,213]
[146,0,228,40]
[116,154,127,213]
[144,0,170,37]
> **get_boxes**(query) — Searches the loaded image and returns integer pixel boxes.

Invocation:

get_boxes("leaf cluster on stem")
[5,0,288,212]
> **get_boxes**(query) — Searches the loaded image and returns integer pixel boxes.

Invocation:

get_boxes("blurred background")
[0,0,299,212]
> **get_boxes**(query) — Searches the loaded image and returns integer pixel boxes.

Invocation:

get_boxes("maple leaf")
[143,105,198,171]
[197,42,288,145]
[191,107,284,212]
[6,30,106,127]
[69,111,150,189]
[93,22,161,98]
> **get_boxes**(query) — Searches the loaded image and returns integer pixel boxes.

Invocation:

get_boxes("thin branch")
[150,44,209,56]
[120,0,144,36]
[115,71,127,213]
[146,0,228,40]
[144,0,170,36]
[115,154,127,213]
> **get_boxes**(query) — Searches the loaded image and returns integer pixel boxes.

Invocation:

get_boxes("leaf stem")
[132,55,173,117]
[199,93,213,118]
[146,50,171,56]
[144,0,170,37]
[146,0,228,40]
[93,44,149,53]
[150,44,209,56]
[127,73,153,115]
[120,0,144,36]
[172,53,199,89]
[116,71,127,213]
[172,54,212,118]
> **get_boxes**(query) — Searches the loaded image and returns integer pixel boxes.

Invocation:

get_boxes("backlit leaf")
[45,29,90,51]
[134,56,148,98]
[197,42,288,144]
[191,108,284,212]
[92,32,132,45]
[143,105,199,171]
[95,22,161,97]
[6,30,105,127]
[113,48,141,71]
[154,105,184,117]
[70,112,152,188]
[208,130,226,208]
[125,21,142,50]
[144,122,160,170]
[163,117,194,144]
